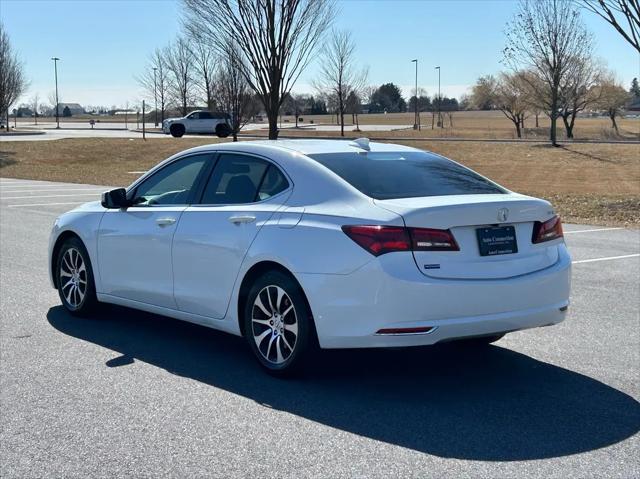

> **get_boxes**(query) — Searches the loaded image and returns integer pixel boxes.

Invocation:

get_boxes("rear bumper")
[297,244,571,349]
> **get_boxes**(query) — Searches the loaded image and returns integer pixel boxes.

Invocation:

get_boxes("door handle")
[228,215,256,224]
[156,217,177,227]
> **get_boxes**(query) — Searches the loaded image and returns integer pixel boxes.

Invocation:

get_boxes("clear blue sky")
[2,0,639,107]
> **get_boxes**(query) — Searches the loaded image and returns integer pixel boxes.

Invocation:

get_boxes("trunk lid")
[375,194,560,280]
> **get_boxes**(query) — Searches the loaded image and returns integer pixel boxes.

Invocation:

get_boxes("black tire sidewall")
[170,124,185,138]
[56,237,97,316]
[243,271,313,375]
[216,124,231,138]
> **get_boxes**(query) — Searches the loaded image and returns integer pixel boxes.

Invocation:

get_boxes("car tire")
[215,123,231,138]
[243,270,316,376]
[55,237,99,317]
[170,124,185,138]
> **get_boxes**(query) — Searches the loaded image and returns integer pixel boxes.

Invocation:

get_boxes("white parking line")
[0,184,99,189]
[7,201,88,208]
[573,254,640,264]
[1,193,102,200]
[565,227,624,234]
[1,188,104,194]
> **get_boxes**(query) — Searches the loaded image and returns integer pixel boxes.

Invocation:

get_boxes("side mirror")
[101,188,129,209]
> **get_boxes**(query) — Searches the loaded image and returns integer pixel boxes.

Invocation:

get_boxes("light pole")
[411,59,419,130]
[153,67,158,127]
[435,66,442,128]
[51,57,60,129]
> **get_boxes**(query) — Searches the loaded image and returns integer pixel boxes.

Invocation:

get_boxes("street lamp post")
[51,57,60,129]
[153,67,158,127]
[411,59,419,130]
[435,66,442,128]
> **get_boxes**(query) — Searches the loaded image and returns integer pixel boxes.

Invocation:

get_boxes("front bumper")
[297,245,571,349]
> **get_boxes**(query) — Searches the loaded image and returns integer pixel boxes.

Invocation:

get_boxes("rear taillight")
[532,215,563,244]
[342,225,458,256]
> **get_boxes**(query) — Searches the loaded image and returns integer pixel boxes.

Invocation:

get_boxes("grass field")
[1,137,638,226]
[264,110,640,141]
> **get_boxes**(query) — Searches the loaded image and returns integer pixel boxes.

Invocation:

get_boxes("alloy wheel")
[59,247,87,308]
[251,285,298,365]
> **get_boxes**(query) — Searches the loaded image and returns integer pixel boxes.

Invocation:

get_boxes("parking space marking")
[573,254,640,264]
[1,189,104,195]
[565,227,624,234]
[7,201,89,208]
[1,193,102,200]
[0,185,100,190]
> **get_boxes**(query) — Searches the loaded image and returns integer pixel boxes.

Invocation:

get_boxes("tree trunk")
[561,114,573,139]
[431,111,435,129]
[610,111,619,133]
[514,119,522,139]
[339,108,344,137]
[535,113,539,128]
[232,131,238,142]
[550,87,559,146]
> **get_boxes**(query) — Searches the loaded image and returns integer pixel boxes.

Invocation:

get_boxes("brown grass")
[259,110,640,141]
[1,137,638,226]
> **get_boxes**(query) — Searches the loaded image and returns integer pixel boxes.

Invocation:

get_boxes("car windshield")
[308,151,507,200]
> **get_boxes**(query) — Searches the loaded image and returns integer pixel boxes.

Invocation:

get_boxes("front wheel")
[56,237,98,316]
[243,271,315,376]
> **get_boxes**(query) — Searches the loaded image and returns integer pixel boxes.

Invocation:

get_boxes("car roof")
[189,139,422,156]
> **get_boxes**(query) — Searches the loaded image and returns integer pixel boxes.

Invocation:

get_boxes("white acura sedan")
[49,139,571,374]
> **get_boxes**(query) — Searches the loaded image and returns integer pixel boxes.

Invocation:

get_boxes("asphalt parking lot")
[1,178,639,478]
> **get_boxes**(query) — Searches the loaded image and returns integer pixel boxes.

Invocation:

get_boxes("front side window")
[199,111,212,119]
[132,155,209,206]
[308,151,506,200]
[201,154,289,205]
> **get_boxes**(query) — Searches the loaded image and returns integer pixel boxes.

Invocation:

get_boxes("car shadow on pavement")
[47,305,640,461]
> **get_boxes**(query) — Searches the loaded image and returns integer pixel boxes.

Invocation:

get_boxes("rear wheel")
[215,123,231,138]
[56,237,98,316]
[170,124,185,138]
[243,271,315,376]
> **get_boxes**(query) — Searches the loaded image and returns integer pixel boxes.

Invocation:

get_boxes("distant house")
[14,107,34,117]
[55,103,85,116]
[628,98,640,112]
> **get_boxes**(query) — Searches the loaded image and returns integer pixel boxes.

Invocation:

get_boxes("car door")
[97,153,213,309]
[172,152,291,319]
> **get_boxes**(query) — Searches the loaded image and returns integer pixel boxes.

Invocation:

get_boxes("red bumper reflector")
[376,326,433,335]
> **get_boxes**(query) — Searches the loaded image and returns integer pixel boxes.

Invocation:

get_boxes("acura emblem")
[497,208,509,222]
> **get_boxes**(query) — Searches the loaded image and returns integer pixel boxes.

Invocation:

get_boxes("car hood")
[163,117,183,123]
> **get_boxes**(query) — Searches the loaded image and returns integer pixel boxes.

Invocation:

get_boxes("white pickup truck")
[162,110,232,138]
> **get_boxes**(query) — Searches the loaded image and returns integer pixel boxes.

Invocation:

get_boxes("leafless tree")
[282,93,307,127]
[30,93,39,124]
[0,23,27,130]
[558,57,603,138]
[345,91,362,130]
[137,48,170,123]
[213,42,261,141]
[594,75,630,132]
[504,0,594,146]
[314,29,367,136]
[495,72,530,138]
[190,38,217,110]
[166,37,195,116]
[578,0,640,52]
[182,0,335,139]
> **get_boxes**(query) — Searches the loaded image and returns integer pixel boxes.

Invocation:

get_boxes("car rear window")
[308,151,506,199]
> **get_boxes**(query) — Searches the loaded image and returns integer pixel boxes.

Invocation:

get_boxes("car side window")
[199,111,212,120]
[200,154,287,205]
[257,165,289,201]
[188,112,199,120]
[131,155,209,206]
